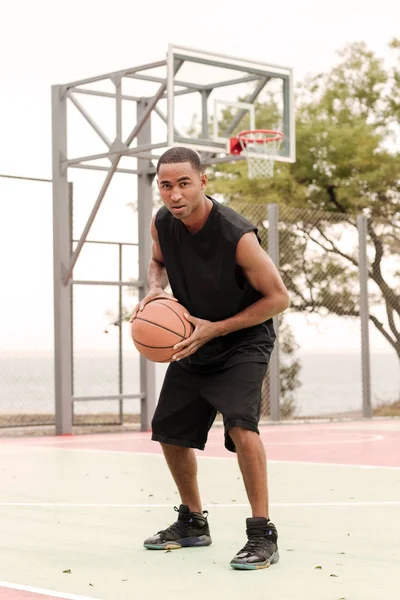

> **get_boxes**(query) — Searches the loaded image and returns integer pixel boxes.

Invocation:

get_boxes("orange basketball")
[131,299,194,363]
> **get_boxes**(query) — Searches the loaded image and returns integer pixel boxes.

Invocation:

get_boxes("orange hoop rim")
[237,129,284,144]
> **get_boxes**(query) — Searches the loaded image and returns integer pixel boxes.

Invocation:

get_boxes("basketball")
[131,299,194,362]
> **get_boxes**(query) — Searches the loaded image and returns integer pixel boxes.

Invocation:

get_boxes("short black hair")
[157,147,203,174]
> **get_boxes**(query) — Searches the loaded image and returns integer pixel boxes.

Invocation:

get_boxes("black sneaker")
[143,504,212,550]
[230,517,279,570]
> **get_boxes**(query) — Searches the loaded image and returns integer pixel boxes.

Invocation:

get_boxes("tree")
[261,322,301,418]
[207,41,400,366]
[386,39,400,126]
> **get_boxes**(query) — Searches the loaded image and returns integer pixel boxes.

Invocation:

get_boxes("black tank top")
[155,196,276,371]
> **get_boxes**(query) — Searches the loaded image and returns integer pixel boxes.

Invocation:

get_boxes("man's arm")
[130,215,177,321]
[147,215,169,291]
[171,231,289,360]
[215,231,290,336]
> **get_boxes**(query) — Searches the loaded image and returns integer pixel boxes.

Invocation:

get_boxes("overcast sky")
[0,0,398,351]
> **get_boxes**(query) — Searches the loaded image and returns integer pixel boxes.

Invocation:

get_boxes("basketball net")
[236,130,284,180]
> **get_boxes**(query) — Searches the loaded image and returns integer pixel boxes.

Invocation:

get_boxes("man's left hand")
[172,314,219,361]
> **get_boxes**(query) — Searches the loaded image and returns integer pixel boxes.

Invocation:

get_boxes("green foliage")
[119,41,400,414]
[207,41,400,366]
[208,41,400,220]
[279,322,302,418]
[261,320,301,419]
[387,39,400,124]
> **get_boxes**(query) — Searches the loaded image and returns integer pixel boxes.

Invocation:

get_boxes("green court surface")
[0,421,399,600]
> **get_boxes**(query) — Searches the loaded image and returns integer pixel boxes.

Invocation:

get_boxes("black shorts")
[151,361,268,453]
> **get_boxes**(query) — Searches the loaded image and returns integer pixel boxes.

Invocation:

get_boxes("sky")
[0,0,399,353]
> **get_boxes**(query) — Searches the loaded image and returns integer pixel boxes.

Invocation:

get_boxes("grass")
[373,399,400,417]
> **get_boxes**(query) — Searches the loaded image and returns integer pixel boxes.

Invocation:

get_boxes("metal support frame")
[62,59,168,92]
[63,84,166,286]
[52,53,179,433]
[52,85,73,434]
[282,73,295,160]
[137,99,157,431]
[69,239,140,427]
[201,90,211,139]
[173,50,289,79]
[52,46,294,434]
[57,45,293,176]
[268,204,281,421]
[357,215,372,418]
[118,242,123,423]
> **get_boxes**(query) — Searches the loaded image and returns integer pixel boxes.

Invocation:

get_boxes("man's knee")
[160,442,192,454]
[228,426,258,446]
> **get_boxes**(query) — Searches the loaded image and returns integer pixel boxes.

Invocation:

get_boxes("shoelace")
[158,519,189,540]
[157,507,207,541]
[239,535,275,557]
[157,506,209,540]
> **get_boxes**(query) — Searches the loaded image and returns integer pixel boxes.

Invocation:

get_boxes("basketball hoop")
[229,129,284,179]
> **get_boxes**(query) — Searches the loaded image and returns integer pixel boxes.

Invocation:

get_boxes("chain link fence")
[68,171,144,429]
[230,201,399,420]
[1,177,398,431]
[366,217,400,417]
[0,177,147,433]
[0,177,55,430]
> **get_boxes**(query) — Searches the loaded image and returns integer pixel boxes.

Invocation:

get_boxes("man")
[131,147,290,570]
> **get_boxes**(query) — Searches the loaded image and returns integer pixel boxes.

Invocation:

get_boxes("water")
[0,351,398,418]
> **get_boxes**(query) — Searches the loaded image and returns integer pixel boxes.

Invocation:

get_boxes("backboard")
[167,45,295,163]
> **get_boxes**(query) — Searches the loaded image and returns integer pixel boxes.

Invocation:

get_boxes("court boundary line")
[207,434,384,445]
[0,501,399,508]
[1,443,400,468]
[269,459,400,470]
[0,428,387,447]
[0,580,100,600]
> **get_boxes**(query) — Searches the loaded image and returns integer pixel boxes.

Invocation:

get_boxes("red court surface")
[0,593,58,600]
[2,419,400,467]
[0,583,99,600]
[0,591,55,600]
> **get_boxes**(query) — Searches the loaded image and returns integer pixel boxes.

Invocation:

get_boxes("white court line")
[208,434,384,446]
[2,443,400,469]
[0,580,100,600]
[0,426,389,448]
[269,459,400,470]
[0,430,386,453]
[0,501,399,508]
[0,433,153,446]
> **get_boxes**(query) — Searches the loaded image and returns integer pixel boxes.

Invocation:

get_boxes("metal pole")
[118,243,124,425]
[115,76,122,142]
[201,90,209,139]
[63,59,167,92]
[52,85,73,434]
[69,183,74,404]
[357,214,372,418]
[268,204,280,421]
[137,99,157,431]
[282,77,290,157]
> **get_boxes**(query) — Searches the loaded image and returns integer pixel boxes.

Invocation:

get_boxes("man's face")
[157,162,207,221]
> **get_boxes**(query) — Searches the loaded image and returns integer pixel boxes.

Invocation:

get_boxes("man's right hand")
[130,288,178,322]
